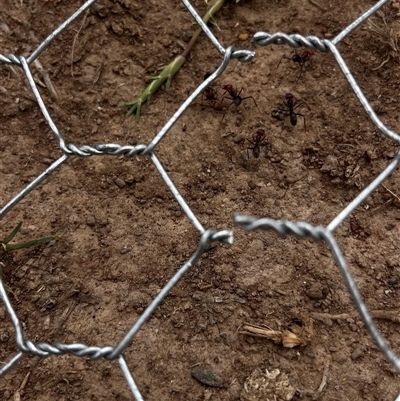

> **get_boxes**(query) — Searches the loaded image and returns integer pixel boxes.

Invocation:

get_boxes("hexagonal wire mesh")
[0,0,400,400]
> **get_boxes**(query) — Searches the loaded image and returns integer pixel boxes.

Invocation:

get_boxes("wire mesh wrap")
[1,0,399,399]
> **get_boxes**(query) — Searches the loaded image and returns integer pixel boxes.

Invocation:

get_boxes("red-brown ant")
[277,49,314,81]
[201,71,221,107]
[203,86,219,103]
[272,93,307,130]
[221,84,258,120]
[246,129,267,159]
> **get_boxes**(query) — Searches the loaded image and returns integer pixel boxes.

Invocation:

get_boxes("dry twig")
[312,363,329,401]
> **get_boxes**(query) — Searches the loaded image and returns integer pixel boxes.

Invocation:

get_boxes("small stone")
[232,134,244,144]
[115,178,126,188]
[0,329,9,343]
[86,216,96,226]
[248,181,257,190]
[388,277,398,286]
[351,347,364,360]
[238,33,249,41]
[120,246,132,255]
[305,283,324,300]
[125,175,135,184]
[320,155,338,174]
[191,365,224,388]
[3,390,11,400]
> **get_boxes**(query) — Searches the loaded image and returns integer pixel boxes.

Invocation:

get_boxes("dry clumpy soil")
[1,0,400,400]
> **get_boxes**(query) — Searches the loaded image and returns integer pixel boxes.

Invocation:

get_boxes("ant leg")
[237,87,243,97]
[276,55,293,69]
[221,101,234,121]
[295,64,304,84]
[247,148,251,160]
[276,55,284,69]
[242,96,259,110]
[221,95,233,104]
[293,101,306,111]
[296,113,306,131]
[281,100,289,110]
[245,139,254,160]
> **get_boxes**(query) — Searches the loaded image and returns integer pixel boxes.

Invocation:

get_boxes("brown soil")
[1,0,400,400]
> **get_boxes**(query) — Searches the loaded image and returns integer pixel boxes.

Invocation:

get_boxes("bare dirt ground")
[1,0,400,400]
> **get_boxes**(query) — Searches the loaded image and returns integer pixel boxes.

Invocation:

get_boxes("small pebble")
[238,33,249,41]
[125,175,135,184]
[232,134,244,144]
[114,178,126,188]
[305,283,324,300]
[388,277,398,286]
[86,216,96,227]
[248,181,257,190]
[351,347,364,360]
[120,246,132,255]
[191,365,224,388]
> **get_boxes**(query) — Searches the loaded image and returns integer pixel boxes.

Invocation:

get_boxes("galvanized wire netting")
[1,0,400,400]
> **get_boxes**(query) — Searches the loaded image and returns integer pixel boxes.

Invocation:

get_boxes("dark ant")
[246,129,267,159]
[201,71,220,107]
[221,84,258,120]
[277,49,314,81]
[272,93,307,130]
[203,86,219,103]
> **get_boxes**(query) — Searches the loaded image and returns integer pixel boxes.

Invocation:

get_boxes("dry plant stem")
[240,324,282,344]
[33,59,59,100]
[311,364,329,401]
[0,222,59,290]
[312,310,400,324]
[70,9,89,77]
[123,0,226,119]
[13,371,30,401]
[382,184,400,202]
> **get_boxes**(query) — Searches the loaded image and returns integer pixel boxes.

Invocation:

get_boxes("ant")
[221,84,258,120]
[272,93,307,130]
[246,129,267,159]
[277,49,314,82]
[201,71,222,109]
[203,86,218,104]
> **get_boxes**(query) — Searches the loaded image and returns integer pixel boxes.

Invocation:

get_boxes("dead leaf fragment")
[282,330,307,348]
[241,368,296,401]
[240,323,308,348]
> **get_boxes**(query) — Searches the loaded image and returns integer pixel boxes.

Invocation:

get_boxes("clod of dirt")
[86,216,96,227]
[191,365,224,388]
[351,347,364,361]
[114,178,126,188]
[320,155,339,175]
[305,283,325,300]
[232,134,245,143]
[238,33,249,41]
[248,181,257,190]
[241,368,296,401]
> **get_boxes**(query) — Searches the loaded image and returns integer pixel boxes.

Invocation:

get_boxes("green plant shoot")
[0,222,59,289]
[122,0,229,120]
